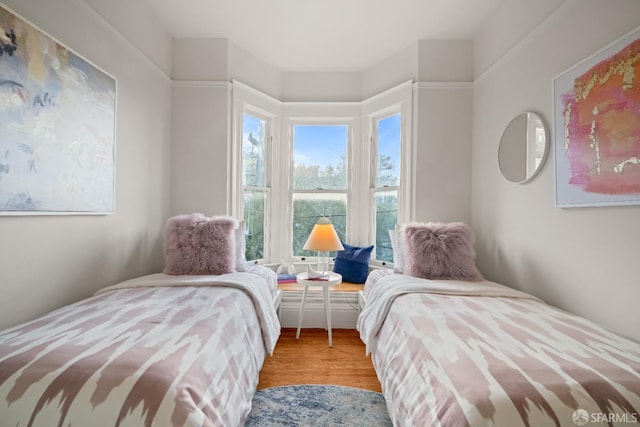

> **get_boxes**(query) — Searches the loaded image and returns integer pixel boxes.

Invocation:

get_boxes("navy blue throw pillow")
[333,242,374,284]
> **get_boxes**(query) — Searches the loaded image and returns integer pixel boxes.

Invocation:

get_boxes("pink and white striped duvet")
[358,274,640,426]
[0,272,281,427]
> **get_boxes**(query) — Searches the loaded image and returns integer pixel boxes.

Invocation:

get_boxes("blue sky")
[377,114,401,162]
[294,125,348,168]
[294,116,400,169]
[243,114,401,170]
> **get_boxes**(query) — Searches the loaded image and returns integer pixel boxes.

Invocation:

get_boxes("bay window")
[232,80,412,269]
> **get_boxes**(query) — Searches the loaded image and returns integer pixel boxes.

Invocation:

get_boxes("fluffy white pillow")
[235,221,248,272]
[388,224,405,273]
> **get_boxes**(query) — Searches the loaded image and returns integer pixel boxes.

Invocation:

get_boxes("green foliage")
[244,177,399,263]
[294,154,347,190]
[374,192,398,263]
[242,123,399,262]
[244,191,264,261]
[244,130,265,187]
[292,198,347,257]
[377,153,398,187]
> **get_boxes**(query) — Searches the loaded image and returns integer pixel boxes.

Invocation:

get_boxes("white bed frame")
[357,290,366,315]
[274,290,283,318]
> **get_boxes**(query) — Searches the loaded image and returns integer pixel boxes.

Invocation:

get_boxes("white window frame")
[231,80,412,267]
[363,82,413,267]
[369,108,401,264]
[231,81,281,263]
[286,119,353,258]
[281,103,361,263]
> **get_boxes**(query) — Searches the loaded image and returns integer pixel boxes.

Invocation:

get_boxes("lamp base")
[317,251,330,275]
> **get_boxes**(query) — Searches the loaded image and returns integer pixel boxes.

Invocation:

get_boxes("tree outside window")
[373,113,401,263]
[292,124,348,258]
[242,113,267,261]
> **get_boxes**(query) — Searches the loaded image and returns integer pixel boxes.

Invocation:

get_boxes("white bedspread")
[96,272,281,354]
[357,274,540,355]
[356,274,640,427]
[0,272,281,426]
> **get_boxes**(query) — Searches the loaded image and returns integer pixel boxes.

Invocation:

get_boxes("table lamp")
[302,217,344,275]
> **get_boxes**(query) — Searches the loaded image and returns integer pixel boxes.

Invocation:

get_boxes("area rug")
[245,384,393,426]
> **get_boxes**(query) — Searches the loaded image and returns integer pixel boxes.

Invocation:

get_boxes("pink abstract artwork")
[554,28,640,207]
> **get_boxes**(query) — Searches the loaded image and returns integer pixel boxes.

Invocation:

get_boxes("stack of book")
[276,274,297,284]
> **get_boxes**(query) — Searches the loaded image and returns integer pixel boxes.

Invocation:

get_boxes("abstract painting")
[554,27,640,207]
[0,3,115,214]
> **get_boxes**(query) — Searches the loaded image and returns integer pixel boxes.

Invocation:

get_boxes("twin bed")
[358,267,640,426]
[0,268,281,426]
[358,222,639,426]
[0,214,282,426]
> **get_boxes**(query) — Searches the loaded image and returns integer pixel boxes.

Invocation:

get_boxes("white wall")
[410,40,474,225]
[228,41,283,99]
[418,40,474,81]
[84,0,172,76]
[0,0,172,330]
[170,83,231,216]
[281,72,362,102]
[169,39,283,218]
[414,83,473,224]
[472,0,640,340]
[362,42,418,100]
[473,0,566,78]
[172,38,229,81]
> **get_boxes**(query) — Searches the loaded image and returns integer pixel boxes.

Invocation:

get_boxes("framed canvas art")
[0,3,116,215]
[553,27,640,208]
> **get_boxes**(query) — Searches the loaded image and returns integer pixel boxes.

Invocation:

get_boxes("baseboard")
[278,290,360,329]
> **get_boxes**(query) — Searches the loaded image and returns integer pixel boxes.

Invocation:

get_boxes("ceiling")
[143,0,506,72]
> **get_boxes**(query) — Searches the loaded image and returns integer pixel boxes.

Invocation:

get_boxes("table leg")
[296,285,309,340]
[323,285,332,347]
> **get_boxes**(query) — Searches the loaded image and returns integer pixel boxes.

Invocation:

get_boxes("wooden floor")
[258,328,382,392]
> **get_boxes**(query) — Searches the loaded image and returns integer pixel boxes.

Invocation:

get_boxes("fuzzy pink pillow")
[163,213,238,275]
[401,222,483,281]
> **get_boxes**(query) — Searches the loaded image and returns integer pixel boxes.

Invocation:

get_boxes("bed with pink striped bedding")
[0,271,281,426]
[358,273,640,426]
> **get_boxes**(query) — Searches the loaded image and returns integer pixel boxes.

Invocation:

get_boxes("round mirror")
[498,112,548,184]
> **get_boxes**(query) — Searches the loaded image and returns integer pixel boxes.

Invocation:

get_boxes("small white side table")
[295,272,342,347]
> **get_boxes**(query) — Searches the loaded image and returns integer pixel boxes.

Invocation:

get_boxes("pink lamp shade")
[303,217,344,252]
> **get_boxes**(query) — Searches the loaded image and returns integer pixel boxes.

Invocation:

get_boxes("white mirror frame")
[498,112,549,184]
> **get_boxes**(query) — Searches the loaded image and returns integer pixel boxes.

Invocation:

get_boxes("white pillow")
[235,221,248,272]
[388,224,405,273]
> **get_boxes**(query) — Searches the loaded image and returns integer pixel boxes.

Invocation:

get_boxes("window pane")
[376,114,401,187]
[243,114,266,187]
[244,190,265,260]
[293,125,347,190]
[292,193,346,256]
[375,190,397,263]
